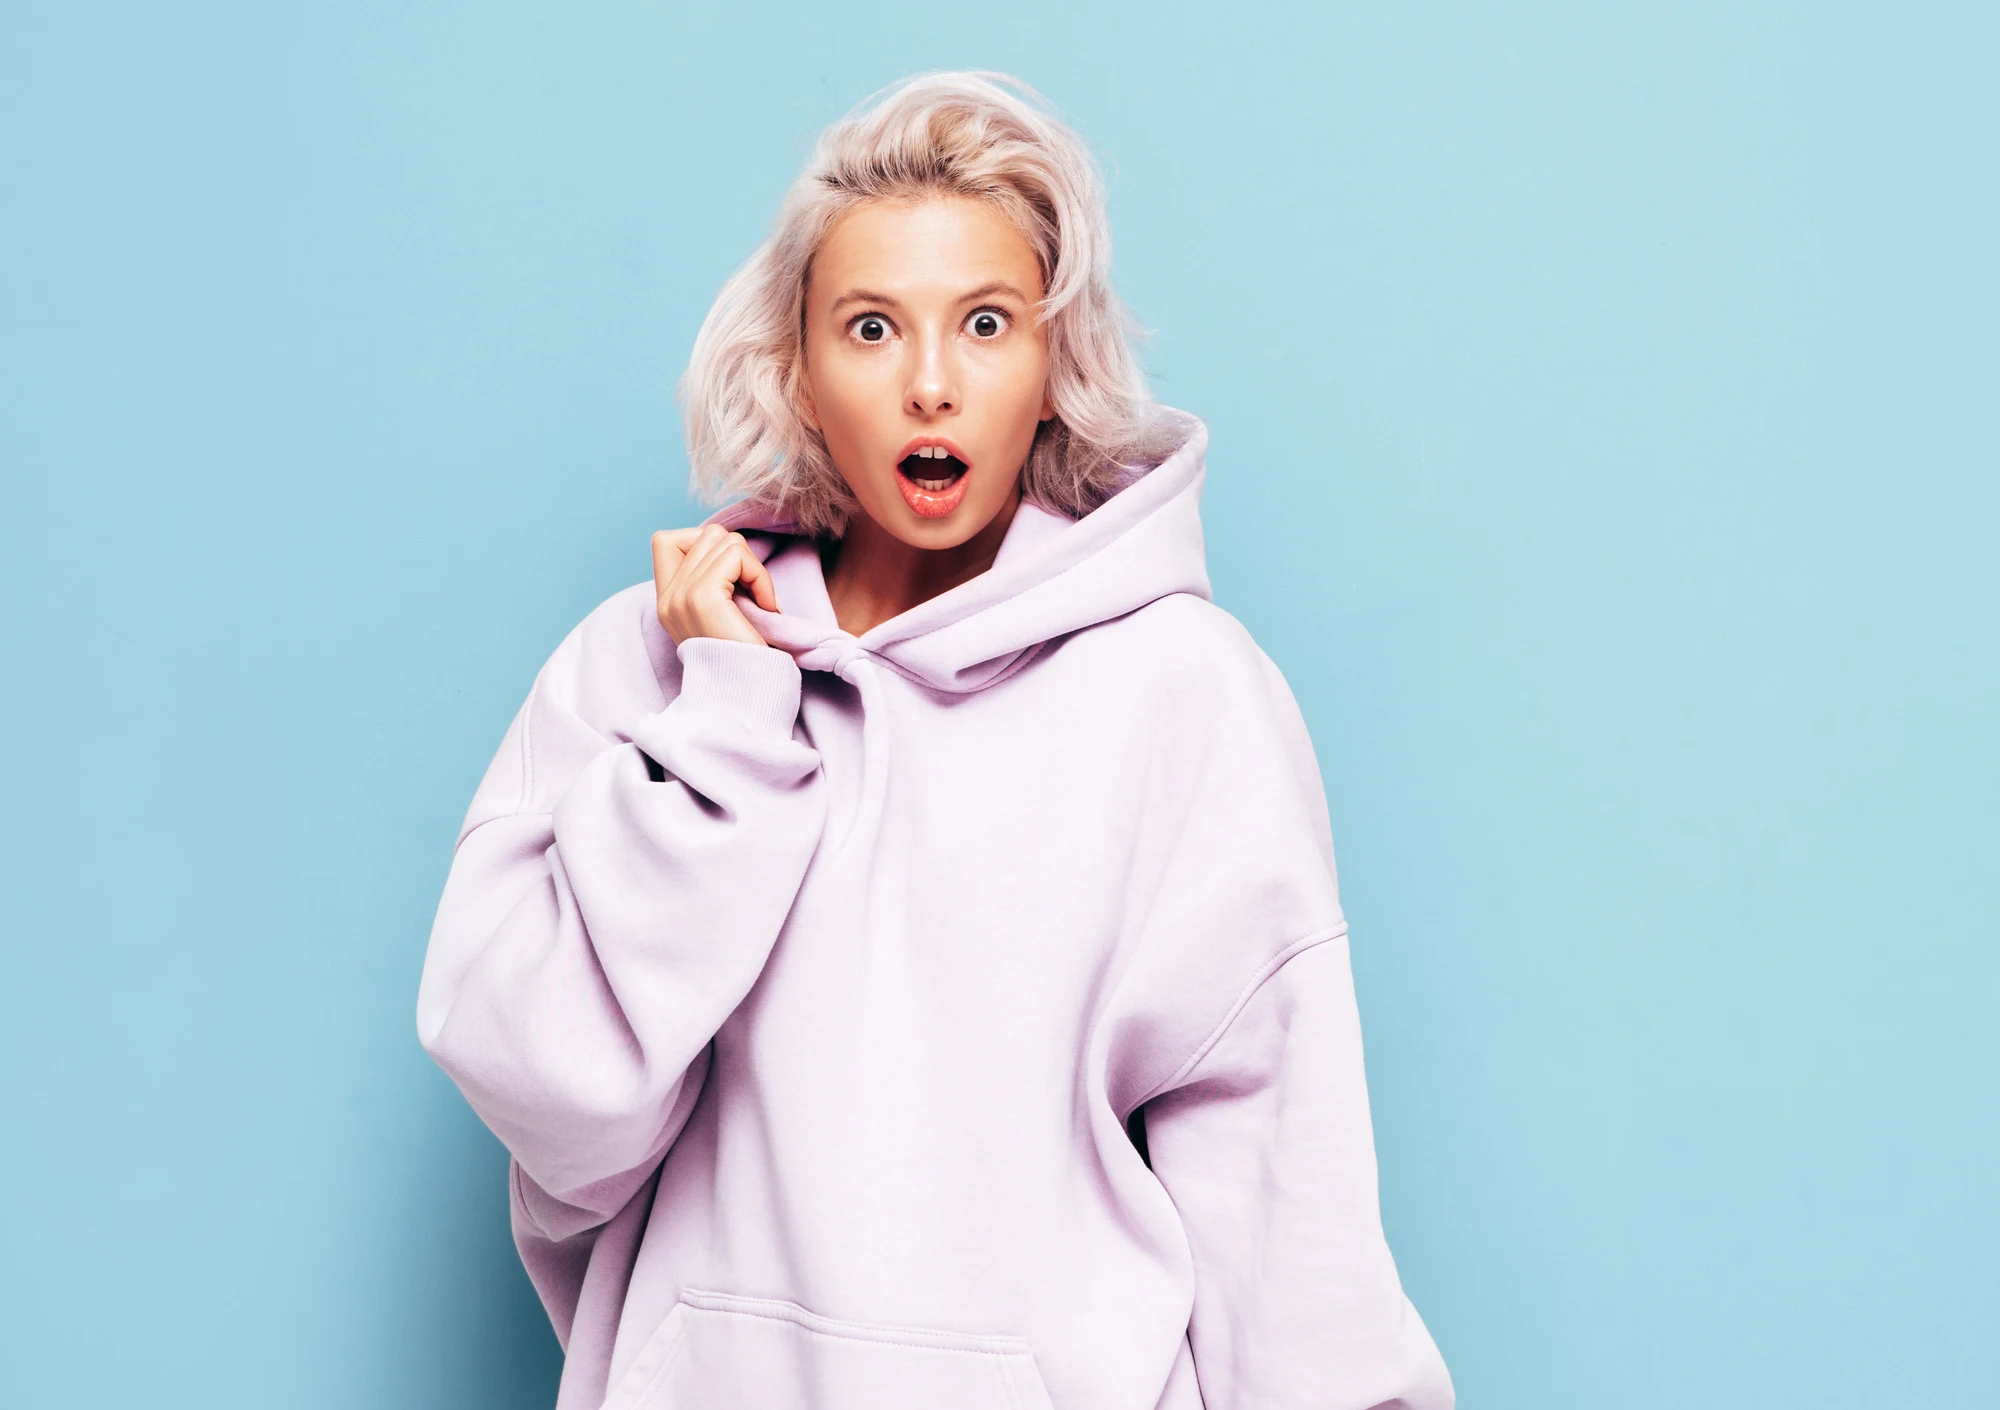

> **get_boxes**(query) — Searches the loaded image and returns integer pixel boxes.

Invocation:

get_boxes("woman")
[419,71,1452,1410]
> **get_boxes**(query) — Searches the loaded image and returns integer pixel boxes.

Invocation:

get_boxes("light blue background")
[3,3,1994,1406]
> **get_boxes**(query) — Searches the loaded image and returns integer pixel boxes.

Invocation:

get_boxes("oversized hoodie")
[417,418,1452,1410]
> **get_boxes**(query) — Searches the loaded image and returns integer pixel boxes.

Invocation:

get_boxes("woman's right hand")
[652,525,780,647]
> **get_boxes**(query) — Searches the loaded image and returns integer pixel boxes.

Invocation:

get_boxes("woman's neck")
[823,488,1021,637]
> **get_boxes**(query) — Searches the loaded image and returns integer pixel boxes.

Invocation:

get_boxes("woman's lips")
[894,451,971,518]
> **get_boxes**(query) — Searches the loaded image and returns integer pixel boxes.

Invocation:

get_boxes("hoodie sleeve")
[1140,932,1454,1410]
[416,633,827,1218]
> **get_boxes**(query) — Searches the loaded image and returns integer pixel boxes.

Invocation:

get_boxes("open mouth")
[897,446,969,491]
[894,444,972,518]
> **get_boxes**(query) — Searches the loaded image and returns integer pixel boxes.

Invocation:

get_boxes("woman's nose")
[905,333,958,418]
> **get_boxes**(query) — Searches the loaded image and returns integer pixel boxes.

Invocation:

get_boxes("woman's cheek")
[823,365,884,442]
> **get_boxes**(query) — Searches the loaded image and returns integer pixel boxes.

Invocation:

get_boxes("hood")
[708,413,1211,694]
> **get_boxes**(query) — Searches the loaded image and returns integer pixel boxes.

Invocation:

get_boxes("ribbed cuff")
[672,638,803,740]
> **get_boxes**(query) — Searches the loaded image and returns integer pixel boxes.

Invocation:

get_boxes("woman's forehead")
[811,197,1043,304]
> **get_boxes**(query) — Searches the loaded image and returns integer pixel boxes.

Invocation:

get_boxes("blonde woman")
[419,72,1452,1410]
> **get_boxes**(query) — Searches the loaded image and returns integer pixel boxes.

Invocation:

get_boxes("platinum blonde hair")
[680,71,1176,536]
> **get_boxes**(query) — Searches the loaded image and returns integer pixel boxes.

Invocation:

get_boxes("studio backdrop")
[2,3,1994,1407]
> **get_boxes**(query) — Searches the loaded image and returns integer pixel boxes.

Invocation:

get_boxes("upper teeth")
[916,446,949,459]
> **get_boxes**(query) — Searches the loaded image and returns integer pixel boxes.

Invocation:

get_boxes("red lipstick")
[893,437,973,519]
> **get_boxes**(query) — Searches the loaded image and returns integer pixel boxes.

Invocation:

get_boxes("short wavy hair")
[680,71,1176,536]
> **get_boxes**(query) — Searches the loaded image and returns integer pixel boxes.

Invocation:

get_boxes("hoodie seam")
[1131,921,1350,1109]
[510,1159,553,1241]
[517,673,540,813]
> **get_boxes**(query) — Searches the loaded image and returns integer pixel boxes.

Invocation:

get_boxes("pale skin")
[653,195,1056,645]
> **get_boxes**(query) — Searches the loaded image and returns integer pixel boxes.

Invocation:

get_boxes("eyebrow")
[826,281,1034,314]
[957,281,1033,305]
[827,288,901,314]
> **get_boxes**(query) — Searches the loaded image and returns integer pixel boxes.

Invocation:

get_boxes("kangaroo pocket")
[610,1288,1057,1410]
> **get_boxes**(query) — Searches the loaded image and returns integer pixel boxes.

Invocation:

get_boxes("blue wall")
[3,3,1994,1406]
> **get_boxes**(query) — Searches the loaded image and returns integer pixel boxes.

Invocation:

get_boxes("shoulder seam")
[518,671,541,812]
[1129,921,1350,1111]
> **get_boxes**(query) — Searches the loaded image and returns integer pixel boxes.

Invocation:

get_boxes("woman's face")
[801,196,1054,550]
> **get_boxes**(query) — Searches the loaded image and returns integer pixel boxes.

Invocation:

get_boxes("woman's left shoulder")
[1086,591,1301,712]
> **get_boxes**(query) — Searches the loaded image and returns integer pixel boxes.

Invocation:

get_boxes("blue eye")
[967,309,1007,338]
[855,316,889,343]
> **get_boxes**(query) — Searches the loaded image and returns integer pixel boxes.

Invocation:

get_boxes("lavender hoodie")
[418,419,1452,1410]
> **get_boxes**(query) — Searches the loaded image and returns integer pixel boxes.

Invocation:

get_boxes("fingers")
[677,524,733,583]
[662,526,725,635]
[653,529,696,634]
[678,527,740,605]
[652,527,703,596]
[684,529,778,611]
[651,525,779,644]
[736,549,779,613]
[689,532,776,609]
[654,525,732,616]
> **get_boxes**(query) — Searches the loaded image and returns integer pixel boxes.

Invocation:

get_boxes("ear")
[1039,383,1055,422]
